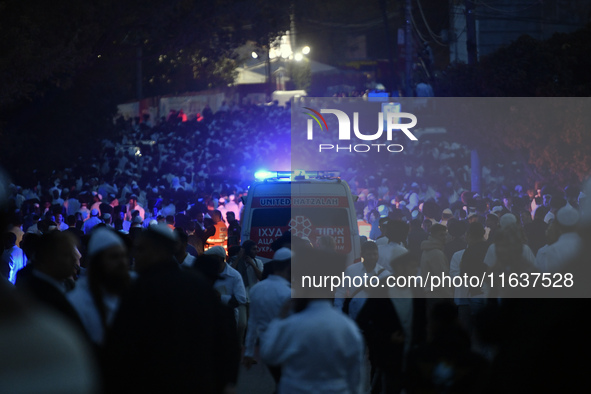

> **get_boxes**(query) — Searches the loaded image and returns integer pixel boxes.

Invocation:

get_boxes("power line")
[473,0,543,14]
[413,0,447,46]
[448,9,588,28]
[411,10,429,43]
[415,0,444,39]
[301,12,398,31]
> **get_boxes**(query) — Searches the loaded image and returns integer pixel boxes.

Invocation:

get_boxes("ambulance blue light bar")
[254,170,340,181]
[254,170,276,181]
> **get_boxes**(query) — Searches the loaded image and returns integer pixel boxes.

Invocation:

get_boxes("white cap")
[500,213,517,228]
[556,204,580,227]
[88,227,125,258]
[273,247,292,261]
[148,222,178,242]
[204,246,226,260]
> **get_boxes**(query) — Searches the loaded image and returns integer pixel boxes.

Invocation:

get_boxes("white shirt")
[407,192,419,211]
[377,242,408,271]
[159,203,176,218]
[180,254,197,268]
[484,243,535,268]
[544,211,555,224]
[125,204,145,221]
[83,217,102,235]
[66,198,81,217]
[2,246,27,284]
[244,275,291,358]
[225,201,241,221]
[449,249,469,305]
[375,237,389,246]
[214,263,247,322]
[244,258,264,299]
[26,222,40,234]
[334,261,389,313]
[261,300,364,394]
[67,277,120,344]
[78,206,90,221]
[534,232,582,273]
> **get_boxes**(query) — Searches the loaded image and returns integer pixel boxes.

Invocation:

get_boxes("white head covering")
[148,222,178,242]
[204,246,226,260]
[500,213,517,228]
[556,204,580,227]
[88,227,125,257]
[273,247,292,261]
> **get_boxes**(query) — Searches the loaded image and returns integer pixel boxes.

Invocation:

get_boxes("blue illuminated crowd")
[1,100,590,393]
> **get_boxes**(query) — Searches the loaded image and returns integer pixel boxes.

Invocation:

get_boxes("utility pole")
[404,0,413,97]
[380,0,397,93]
[266,45,272,98]
[465,0,477,65]
[136,45,143,100]
[465,0,480,193]
[290,2,296,51]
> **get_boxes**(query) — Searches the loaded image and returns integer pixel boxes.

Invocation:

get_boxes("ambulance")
[240,171,361,265]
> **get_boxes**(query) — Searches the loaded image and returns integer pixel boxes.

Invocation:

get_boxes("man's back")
[17,271,85,332]
[103,263,240,393]
[82,217,101,234]
[534,232,582,273]
[1,245,27,284]
[261,300,364,394]
[244,275,291,358]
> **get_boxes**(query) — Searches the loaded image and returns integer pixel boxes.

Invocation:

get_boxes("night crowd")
[1,100,589,393]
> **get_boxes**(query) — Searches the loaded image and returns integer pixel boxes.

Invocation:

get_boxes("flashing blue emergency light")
[254,170,275,181]
[254,170,341,181]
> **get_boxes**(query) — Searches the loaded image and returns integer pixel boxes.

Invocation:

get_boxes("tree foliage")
[434,24,591,185]
[0,0,103,106]
[0,0,291,179]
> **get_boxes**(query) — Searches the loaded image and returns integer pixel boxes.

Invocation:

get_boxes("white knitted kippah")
[204,246,226,260]
[88,227,125,257]
[273,247,292,261]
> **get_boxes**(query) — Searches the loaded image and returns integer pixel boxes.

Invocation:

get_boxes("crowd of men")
[1,100,589,393]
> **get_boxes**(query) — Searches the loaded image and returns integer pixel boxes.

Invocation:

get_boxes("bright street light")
[294,53,303,61]
[251,51,258,59]
[302,46,310,55]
